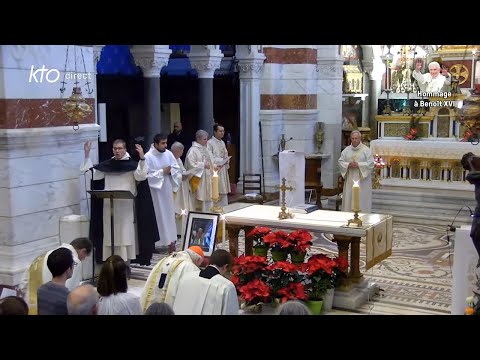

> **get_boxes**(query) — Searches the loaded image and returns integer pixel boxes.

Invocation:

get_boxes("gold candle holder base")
[210,198,223,213]
[278,209,294,220]
[347,210,362,227]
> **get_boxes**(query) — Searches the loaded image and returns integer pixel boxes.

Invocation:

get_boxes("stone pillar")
[316,45,344,191]
[0,45,99,285]
[235,46,265,184]
[363,55,385,139]
[188,45,223,133]
[131,45,171,146]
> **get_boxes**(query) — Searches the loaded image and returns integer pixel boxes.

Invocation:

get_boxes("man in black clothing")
[167,122,192,162]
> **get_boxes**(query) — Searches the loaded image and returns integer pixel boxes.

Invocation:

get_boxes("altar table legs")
[332,235,363,289]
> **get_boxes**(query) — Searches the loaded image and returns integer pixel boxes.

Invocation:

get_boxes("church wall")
[0,45,98,285]
[259,46,319,191]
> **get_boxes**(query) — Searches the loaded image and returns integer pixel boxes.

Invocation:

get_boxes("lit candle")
[352,180,360,211]
[212,170,219,201]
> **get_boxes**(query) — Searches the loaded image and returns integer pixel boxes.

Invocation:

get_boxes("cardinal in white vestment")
[185,130,216,212]
[172,249,239,315]
[19,237,92,315]
[207,124,231,207]
[144,134,181,252]
[338,130,374,213]
[139,246,204,314]
[170,141,195,240]
[81,140,147,261]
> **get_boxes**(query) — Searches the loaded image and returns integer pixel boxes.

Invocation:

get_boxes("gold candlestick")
[347,210,363,227]
[276,177,294,220]
[210,196,223,213]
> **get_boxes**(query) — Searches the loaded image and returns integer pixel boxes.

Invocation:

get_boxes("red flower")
[246,226,271,248]
[263,230,291,251]
[277,282,308,303]
[287,229,313,253]
[237,278,271,305]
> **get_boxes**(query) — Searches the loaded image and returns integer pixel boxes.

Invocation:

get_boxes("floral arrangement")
[265,261,303,301]
[373,154,386,169]
[300,254,348,301]
[246,226,271,249]
[231,255,271,306]
[263,230,291,253]
[287,229,313,253]
[405,116,421,140]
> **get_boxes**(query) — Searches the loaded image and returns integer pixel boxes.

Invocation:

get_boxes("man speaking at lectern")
[81,140,148,262]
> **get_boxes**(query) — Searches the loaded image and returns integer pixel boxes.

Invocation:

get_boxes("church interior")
[1,44,479,315]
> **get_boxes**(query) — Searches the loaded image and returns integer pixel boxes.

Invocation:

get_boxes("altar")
[224,204,393,283]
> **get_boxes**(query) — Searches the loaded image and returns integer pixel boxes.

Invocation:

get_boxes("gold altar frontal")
[223,203,393,287]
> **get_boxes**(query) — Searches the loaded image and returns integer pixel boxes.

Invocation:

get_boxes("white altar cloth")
[370,139,476,160]
[224,204,393,269]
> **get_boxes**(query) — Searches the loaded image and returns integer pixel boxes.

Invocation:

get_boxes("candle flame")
[213,170,218,176]
[220,214,226,221]
[181,209,187,216]
[353,180,359,186]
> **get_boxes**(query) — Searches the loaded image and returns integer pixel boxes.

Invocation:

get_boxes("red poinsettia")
[263,230,291,251]
[265,261,302,300]
[286,229,313,253]
[237,278,271,306]
[232,255,269,285]
[301,254,348,300]
[246,226,271,248]
[277,282,308,303]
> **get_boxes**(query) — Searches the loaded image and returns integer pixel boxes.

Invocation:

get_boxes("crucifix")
[276,177,294,219]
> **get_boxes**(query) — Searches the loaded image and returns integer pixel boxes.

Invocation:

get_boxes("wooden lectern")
[88,190,134,258]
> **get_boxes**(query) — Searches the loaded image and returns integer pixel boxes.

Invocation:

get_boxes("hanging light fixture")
[60,45,93,131]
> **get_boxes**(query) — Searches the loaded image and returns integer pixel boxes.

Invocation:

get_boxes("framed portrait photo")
[183,212,220,257]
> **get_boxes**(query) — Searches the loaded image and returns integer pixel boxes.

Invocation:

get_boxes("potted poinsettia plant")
[263,230,291,261]
[246,226,271,257]
[286,229,313,264]
[265,260,302,302]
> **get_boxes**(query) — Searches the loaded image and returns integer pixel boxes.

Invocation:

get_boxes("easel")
[88,190,134,282]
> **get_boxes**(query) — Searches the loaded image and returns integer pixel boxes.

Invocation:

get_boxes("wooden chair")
[239,173,264,204]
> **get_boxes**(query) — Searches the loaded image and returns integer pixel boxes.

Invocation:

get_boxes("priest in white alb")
[207,123,231,206]
[338,130,374,213]
[185,129,216,212]
[144,133,180,253]
[171,141,195,239]
[172,249,239,315]
[139,246,204,314]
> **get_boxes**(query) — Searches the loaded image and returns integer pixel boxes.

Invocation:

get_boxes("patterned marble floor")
[129,221,454,315]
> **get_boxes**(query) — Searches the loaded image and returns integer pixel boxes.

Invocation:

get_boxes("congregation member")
[37,247,75,315]
[96,255,142,315]
[19,237,92,315]
[0,296,29,315]
[67,283,99,315]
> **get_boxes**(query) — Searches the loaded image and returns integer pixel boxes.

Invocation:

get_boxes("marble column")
[131,45,171,146]
[316,46,344,191]
[188,45,223,133]
[363,56,385,139]
[235,46,265,184]
[0,45,98,285]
